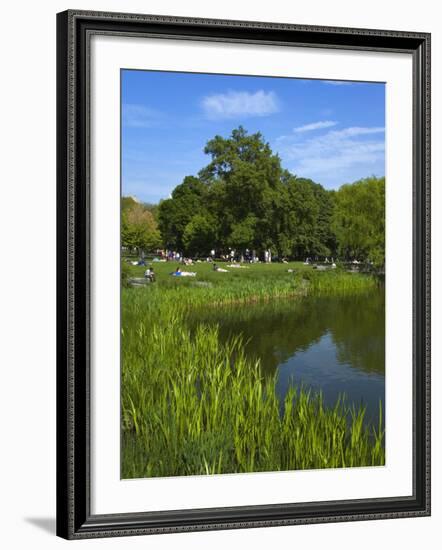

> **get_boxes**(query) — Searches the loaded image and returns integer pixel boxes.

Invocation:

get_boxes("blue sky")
[122,70,385,203]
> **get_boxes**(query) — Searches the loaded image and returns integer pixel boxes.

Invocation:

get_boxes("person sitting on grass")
[144,266,155,282]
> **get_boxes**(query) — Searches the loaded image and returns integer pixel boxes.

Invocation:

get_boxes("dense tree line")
[332,176,385,266]
[121,197,162,254]
[123,127,385,267]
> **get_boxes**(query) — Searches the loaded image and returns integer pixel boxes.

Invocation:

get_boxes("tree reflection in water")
[188,288,385,426]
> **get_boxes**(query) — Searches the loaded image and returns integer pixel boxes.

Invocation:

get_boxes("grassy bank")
[123,260,379,308]
[121,262,384,478]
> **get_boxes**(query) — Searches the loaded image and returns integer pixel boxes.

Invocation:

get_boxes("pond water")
[188,288,385,427]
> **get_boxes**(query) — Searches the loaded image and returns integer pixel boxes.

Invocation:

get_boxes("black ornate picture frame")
[56,9,431,539]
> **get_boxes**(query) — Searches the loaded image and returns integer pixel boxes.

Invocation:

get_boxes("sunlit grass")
[121,316,385,478]
[123,260,378,308]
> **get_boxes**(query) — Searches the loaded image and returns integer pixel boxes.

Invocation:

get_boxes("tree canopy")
[332,176,385,266]
[127,127,385,265]
[121,199,162,253]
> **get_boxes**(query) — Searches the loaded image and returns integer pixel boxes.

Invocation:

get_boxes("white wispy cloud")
[279,126,385,178]
[293,120,337,133]
[201,90,280,119]
[122,104,163,128]
[328,126,385,137]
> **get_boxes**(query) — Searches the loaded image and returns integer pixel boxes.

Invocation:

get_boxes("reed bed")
[121,268,384,478]
[121,316,384,478]
[123,267,378,313]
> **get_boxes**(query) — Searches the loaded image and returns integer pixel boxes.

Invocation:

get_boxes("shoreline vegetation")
[121,263,385,479]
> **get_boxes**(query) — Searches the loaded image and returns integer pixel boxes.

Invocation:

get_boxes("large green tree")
[276,175,336,259]
[199,126,286,254]
[182,213,217,257]
[157,176,209,251]
[332,176,385,266]
[121,201,162,254]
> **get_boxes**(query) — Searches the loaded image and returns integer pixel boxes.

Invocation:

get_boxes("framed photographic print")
[56,10,431,539]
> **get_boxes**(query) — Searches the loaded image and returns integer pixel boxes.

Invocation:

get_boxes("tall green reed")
[121,291,385,478]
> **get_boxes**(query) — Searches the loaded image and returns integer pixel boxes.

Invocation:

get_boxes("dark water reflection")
[188,289,385,426]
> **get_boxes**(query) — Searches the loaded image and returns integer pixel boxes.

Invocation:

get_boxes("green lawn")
[124,258,310,282]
